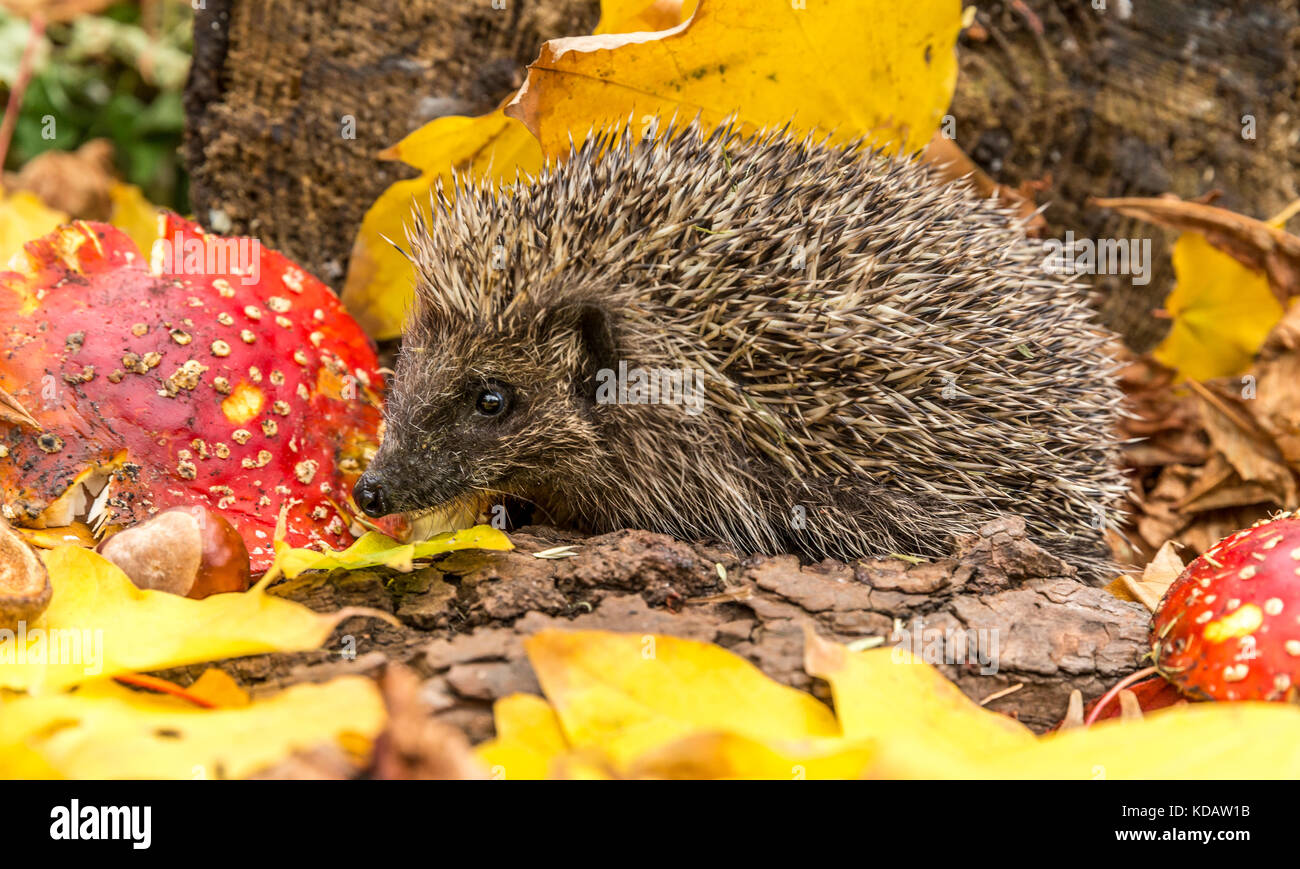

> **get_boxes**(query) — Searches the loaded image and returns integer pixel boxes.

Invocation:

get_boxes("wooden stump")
[185,0,1300,350]
[184,0,600,286]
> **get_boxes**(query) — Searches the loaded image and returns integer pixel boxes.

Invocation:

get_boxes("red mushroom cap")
[0,216,387,571]
[1151,514,1300,701]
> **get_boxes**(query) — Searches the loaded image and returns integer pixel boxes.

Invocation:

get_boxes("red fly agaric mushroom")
[1152,513,1300,702]
[0,215,387,571]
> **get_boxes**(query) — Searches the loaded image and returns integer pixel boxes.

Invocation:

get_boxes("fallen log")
[160,516,1151,737]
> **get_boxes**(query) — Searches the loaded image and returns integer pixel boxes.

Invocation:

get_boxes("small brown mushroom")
[0,516,52,628]
[98,506,251,599]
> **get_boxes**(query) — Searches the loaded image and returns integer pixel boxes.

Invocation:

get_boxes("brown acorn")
[97,505,251,599]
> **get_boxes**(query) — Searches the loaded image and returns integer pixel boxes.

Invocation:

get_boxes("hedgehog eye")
[475,388,507,417]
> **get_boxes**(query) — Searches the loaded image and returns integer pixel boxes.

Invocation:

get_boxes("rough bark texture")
[183,0,600,286]
[952,0,1300,350]
[185,0,1300,351]
[158,517,1151,737]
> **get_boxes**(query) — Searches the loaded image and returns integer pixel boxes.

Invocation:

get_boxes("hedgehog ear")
[547,303,617,398]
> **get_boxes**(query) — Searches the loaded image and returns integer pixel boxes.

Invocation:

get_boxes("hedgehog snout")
[353,471,391,518]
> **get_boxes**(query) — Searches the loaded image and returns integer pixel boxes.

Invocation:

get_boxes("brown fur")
[361,121,1126,576]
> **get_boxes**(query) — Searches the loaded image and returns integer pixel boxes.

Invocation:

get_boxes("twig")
[1084,666,1159,726]
[0,14,46,182]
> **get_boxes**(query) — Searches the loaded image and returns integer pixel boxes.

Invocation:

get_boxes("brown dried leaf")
[1190,381,1296,506]
[1092,195,1300,303]
[369,663,488,780]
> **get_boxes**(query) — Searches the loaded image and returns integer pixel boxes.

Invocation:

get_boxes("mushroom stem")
[1084,666,1160,727]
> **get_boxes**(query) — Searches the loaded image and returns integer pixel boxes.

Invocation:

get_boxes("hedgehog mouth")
[398,492,494,542]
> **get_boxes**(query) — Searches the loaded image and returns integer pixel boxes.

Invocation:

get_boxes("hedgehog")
[353,120,1127,577]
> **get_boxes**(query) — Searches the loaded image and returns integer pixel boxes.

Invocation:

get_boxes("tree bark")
[185,0,1300,351]
[159,517,1151,737]
[183,0,600,287]
[950,0,1300,350]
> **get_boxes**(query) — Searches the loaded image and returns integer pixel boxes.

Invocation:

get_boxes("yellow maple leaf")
[0,190,67,262]
[506,0,961,157]
[523,629,841,769]
[342,1,696,340]
[271,525,513,579]
[595,0,697,33]
[475,629,1300,779]
[0,546,385,693]
[1152,231,1285,381]
[803,628,1035,773]
[341,112,547,339]
[0,675,384,779]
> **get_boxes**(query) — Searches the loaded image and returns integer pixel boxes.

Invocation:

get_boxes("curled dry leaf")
[0,515,49,628]
[5,139,116,221]
[369,663,488,780]
[1092,195,1300,303]
[1107,539,1184,613]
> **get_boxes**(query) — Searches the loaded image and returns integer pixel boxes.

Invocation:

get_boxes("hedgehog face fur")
[355,121,1126,576]
[360,302,606,524]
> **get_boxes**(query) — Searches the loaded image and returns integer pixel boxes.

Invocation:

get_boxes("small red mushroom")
[1152,513,1300,702]
[0,216,389,571]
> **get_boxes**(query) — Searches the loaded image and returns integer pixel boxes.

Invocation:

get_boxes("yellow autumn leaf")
[271,525,513,579]
[870,701,1300,779]
[0,675,384,779]
[0,190,67,262]
[595,0,696,33]
[476,692,570,780]
[627,730,876,780]
[342,0,697,340]
[803,628,1035,772]
[1152,231,1284,381]
[0,546,382,693]
[523,629,841,769]
[484,630,1300,779]
[341,113,544,339]
[506,0,961,157]
[107,180,166,256]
